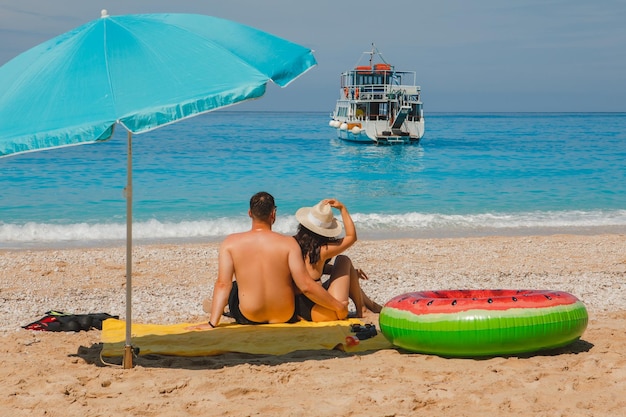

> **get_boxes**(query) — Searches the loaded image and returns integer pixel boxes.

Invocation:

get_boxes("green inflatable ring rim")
[379,290,588,357]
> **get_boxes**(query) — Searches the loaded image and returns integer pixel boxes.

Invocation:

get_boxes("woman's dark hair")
[294,224,338,264]
[249,191,276,221]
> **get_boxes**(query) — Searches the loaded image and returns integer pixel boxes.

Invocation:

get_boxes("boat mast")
[367,43,389,66]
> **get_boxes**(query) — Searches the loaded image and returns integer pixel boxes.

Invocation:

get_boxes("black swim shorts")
[228,281,299,324]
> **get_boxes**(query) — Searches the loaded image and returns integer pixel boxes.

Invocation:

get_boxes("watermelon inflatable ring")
[379,290,588,357]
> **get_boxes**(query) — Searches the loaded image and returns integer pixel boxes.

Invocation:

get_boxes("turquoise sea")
[1,112,625,248]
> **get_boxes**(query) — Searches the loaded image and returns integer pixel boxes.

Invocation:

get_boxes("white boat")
[329,44,424,144]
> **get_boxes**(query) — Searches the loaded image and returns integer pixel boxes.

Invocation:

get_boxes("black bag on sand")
[22,311,119,332]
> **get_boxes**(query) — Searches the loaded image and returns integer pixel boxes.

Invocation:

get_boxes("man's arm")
[188,242,233,330]
[288,240,348,319]
[209,242,235,326]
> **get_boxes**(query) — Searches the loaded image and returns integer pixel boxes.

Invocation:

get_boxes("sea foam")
[2,209,625,249]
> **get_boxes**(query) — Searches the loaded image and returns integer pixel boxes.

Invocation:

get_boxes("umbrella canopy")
[0,10,316,367]
[0,10,316,156]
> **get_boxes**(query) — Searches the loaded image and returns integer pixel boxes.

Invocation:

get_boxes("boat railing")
[355,90,421,103]
[361,114,422,123]
[341,71,420,101]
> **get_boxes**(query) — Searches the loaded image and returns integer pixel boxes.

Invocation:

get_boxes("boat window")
[355,73,386,86]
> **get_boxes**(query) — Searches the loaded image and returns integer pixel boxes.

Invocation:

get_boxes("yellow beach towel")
[101,318,393,357]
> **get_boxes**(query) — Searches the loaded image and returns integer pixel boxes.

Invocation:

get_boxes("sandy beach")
[1,233,625,416]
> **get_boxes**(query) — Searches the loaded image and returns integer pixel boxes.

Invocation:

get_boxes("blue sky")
[1,0,624,112]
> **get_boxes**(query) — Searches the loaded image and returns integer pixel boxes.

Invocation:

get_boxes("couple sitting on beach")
[197,191,381,329]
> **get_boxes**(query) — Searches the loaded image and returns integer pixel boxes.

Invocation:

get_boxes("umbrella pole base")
[123,345,134,369]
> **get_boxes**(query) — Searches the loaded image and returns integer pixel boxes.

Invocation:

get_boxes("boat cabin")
[338,64,423,123]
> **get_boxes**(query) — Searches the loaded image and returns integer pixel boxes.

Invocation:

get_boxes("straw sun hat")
[295,201,342,238]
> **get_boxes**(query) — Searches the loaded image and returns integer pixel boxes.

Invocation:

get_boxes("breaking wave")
[2,209,625,249]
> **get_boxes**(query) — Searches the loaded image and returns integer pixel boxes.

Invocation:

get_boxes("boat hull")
[332,119,424,145]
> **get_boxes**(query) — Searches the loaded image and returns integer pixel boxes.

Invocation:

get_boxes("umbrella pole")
[123,131,134,369]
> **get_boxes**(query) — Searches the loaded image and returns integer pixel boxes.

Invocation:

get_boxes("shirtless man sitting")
[195,192,348,329]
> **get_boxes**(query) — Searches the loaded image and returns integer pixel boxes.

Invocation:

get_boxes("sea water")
[1,112,625,248]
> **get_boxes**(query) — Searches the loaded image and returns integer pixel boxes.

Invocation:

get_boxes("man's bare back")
[220,229,300,323]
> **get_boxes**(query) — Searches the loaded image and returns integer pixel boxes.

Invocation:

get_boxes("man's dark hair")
[249,192,276,221]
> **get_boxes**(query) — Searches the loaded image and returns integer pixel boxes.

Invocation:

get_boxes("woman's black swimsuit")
[296,261,332,321]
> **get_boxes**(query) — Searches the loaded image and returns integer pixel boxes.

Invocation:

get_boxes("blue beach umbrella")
[0,10,316,368]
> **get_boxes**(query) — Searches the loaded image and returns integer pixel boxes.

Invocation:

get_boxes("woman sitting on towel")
[293,199,382,320]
